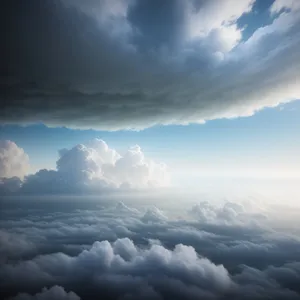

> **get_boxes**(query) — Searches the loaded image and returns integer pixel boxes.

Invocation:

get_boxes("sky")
[1,1,300,300]
[1,0,300,193]
[0,100,300,180]
[1,0,300,194]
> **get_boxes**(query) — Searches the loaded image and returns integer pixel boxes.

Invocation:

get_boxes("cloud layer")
[1,195,300,299]
[1,0,300,130]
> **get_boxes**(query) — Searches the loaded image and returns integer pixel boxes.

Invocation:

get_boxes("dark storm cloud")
[127,0,188,51]
[1,196,300,299]
[1,0,300,130]
[9,286,80,300]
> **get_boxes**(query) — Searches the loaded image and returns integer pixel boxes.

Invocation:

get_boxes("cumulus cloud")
[2,237,300,300]
[19,139,169,194]
[10,286,80,300]
[0,238,233,299]
[142,206,168,223]
[0,141,30,179]
[102,145,169,188]
[189,200,267,226]
[114,201,140,215]
[1,0,300,130]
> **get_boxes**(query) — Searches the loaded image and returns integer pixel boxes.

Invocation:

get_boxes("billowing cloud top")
[0,139,169,194]
[1,0,300,130]
[0,140,29,179]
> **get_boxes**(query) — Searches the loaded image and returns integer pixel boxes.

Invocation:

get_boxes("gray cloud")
[9,286,80,300]
[1,0,300,130]
[0,177,23,194]
[142,206,169,223]
[1,195,300,299]
[0,230,36,263]
[0,237,233,299]
[2,236,300,300]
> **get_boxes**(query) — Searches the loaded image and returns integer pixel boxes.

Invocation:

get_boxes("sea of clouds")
[1,192,300,300]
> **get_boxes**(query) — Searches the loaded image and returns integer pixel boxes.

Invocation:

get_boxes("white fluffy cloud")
[0,141,30,179]
[20,139,169,194]
[102,145,169,188]
[188,200,268,229]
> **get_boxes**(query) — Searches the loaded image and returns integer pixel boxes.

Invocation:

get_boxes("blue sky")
[237,0,277,40]
[1,101,299,180]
